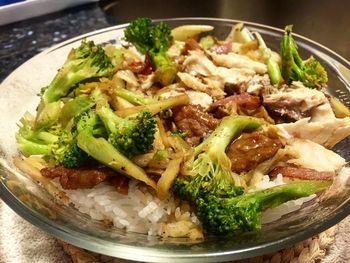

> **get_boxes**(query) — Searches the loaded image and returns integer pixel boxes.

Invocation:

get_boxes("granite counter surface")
[0,3,115,82]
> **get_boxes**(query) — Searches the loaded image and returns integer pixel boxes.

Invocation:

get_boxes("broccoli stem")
[237,180,331,211]
[77,130,157,189]
[16,137,52,157]
[114,87,157,105]
[195,116,263,161]
[96,104,129,134]
[253,31,282,85]
[151,50,177,86]
[267,58,282,85]
[116,94,190,117]
[59,96,93,128]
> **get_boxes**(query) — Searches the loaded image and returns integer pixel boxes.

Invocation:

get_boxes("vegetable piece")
[157,157,183,200]
[58,96,94,128]
[174,116,263,203]
[124,17,176,85]
[171,25,214,41]
[36,40,114,128]
[42,40,114,104]
[225,23,254,44]
[114,87,157,105]
[16,116,88,168]
[116,94,190,117]
[199,35,216,50]
[280,25,328,88]
[96,101,156,158]
[329,97,350,118]
[76,111,156,189]
[253,32,282,85]
[197,180,331,234]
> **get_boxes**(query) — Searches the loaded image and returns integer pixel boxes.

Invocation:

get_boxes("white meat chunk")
[263,84,329,121]
[285,139,345,173]
[209,51,267,74]
[177,72,226,98]
[276,117,350,148]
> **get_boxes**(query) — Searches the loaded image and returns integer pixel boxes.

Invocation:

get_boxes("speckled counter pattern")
[0,3,115,82]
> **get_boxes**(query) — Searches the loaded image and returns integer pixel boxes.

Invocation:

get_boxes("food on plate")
[15,18,350,239]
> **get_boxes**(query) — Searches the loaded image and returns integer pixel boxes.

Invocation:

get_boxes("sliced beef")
[269,166,334,181]
[110,176,130,195]
[173,105,218,146]
[226,131,282,173]
[41,166,129,193]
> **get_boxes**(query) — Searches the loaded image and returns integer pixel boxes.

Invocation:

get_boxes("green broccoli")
[280,25,328,88]
[35,41,114,128]
[16,116,88,168]
[114,86,157,105]
[124,17,177,86]
[90,89,156,157]
[97,105,156,158]
[76,110,157,189]
[42,40,114,103]
[173,116,263,203]
[253,32,282,85]
[197,180,331,234]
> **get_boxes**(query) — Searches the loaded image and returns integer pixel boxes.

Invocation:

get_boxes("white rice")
[64,180,185,236]
[63,171,328,235]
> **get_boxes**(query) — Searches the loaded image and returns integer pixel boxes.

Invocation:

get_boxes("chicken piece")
[284,139,346,173]
[173,105,218,146]
[276,117,350,148]
[177,72,226,98]
[263,84,329,122]
[209,51,267,74]
[226,131,283,173]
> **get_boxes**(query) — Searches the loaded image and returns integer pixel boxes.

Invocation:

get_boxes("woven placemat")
[60,226,337,263]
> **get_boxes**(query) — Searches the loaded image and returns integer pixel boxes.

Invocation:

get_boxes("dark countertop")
[1,0,350,82]
[0,3,114,81]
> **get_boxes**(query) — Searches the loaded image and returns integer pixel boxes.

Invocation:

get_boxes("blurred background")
[1,0,349,80]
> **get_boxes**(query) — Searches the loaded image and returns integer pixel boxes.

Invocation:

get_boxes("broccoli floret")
[42,40,114,103]
[196,180,331,234]
[280,25,328,88]
[173,116,263,203]
[35,41,114,129]
[16,116,88,168]
[96,100,156,157]
[124,17,176,86]
[76,110,157,189]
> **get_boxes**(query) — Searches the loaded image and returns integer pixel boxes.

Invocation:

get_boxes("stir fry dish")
[15,18,350,239]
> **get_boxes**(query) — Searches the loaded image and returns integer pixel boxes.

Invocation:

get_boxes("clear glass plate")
[0,18,349,262]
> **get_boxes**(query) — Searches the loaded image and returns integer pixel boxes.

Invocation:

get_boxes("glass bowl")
[0,18,350,262]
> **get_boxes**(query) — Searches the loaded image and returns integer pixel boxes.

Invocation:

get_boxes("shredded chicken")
[263,83,329,122]
[208,51,267,74]
[276,117,350,148]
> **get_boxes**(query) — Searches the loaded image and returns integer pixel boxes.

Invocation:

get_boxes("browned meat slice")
[173,105,218,146]
[110,176,130,195]
[226,131,282,173]
[269,166,334,181]
[41,166,128,191]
